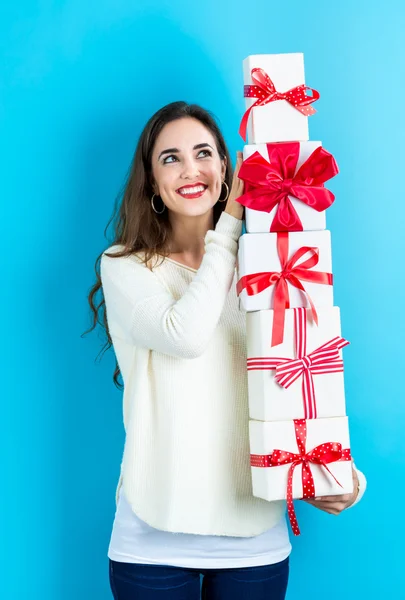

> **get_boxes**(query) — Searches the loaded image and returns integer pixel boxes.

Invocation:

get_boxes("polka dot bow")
[239,68,320,141]
[250,419,351,536]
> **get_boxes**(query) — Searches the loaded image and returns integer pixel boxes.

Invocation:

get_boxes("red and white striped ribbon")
[246,308,349,419]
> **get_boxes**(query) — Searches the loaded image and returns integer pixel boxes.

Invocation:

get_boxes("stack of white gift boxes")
[236,53,354,536]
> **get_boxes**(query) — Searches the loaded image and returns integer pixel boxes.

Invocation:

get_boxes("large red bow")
[236,233,333,346]
[237,143,339,232]
[239,68,320,141]
[250,419,352,535]
[247,308,349,418]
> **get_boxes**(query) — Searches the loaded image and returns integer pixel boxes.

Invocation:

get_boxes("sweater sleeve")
[346,463,367,509]
[100,212,243,359]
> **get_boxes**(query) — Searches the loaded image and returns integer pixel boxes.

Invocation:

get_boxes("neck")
[168,210,215,260]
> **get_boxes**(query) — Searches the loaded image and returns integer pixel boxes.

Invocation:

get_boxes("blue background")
[2,1,403,598]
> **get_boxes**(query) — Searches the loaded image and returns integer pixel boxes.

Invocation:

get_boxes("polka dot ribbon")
[239,68,320,141]
[247,308,349,419]
[236,142,339,232]
[250,419,352,536]
[236,232,333,347]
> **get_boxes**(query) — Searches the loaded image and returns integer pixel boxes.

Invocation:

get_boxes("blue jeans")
[109,556,289,599]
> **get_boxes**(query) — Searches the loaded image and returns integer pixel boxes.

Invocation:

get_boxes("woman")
[86,101,366,600]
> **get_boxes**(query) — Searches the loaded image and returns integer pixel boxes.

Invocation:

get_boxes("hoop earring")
[151,193,166,214]
[218,181,229,203]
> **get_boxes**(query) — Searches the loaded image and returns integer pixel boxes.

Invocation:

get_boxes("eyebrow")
[158,143,214,161]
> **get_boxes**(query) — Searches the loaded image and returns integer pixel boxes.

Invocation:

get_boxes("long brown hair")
[82,101,234,389]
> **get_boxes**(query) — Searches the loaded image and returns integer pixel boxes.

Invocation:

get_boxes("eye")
[162,154,178,164]
[197,149,212,158]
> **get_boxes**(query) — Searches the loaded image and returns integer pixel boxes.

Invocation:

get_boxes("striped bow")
[247,308,349,419]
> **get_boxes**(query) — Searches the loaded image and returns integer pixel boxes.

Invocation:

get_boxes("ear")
[150,177,159,195]
[221,156,227,180]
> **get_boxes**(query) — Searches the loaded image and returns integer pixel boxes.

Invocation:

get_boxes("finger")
[303,497,349,508]
[234,153,243,172]
[303,500,340,514]
[303,498,332,507]
[316,506,341,515]
[312,494,351,503]
[229,178,244,196]
[316,500,347,510]
[322,507,341,516]
[304,500,346,514]
[234,169,244,184]
[233,178,244,195]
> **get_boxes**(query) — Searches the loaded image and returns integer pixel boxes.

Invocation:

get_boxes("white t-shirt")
[108,486,292,569]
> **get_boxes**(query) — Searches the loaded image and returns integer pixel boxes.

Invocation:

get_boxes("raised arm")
[101,211,242,359]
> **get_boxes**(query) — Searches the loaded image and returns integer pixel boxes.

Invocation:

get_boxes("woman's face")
[150,117,227,218]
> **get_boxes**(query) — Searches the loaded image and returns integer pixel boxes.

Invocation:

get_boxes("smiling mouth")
[176,184,208,198]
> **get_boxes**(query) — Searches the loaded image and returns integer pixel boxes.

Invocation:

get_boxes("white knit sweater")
[100,211,286,537]
[100,211,366,538]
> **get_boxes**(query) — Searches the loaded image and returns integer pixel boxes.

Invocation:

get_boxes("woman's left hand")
[303,462,359,515]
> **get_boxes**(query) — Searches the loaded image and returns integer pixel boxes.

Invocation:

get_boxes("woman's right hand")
[224,151,245,220]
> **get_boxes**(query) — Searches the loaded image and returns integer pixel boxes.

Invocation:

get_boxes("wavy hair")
[82,101,233,388]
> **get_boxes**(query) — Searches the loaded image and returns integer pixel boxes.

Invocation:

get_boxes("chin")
[186,202,216,216]
[174,199,216,217]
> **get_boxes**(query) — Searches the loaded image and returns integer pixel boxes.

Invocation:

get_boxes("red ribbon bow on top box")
[236,233,333,346]
[237,142,339,232]
[250,419,352,536]
[247,308,349,419]
[239,67,320,142]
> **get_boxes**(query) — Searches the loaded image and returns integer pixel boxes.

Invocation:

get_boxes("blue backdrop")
[2,1,403,598]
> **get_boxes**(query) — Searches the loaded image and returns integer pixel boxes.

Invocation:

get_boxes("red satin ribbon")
[236,233,333,346]
[237,143,339,232]
[239,68,320,141]
[250,419,352,535]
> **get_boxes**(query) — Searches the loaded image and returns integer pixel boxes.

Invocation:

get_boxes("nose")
[180,155,200,179]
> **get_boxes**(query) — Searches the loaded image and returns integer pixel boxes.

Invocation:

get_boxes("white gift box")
[246,307,347,421]
[237,230,334,312]
[249,417,353,502]
[242,142,326,233]
[243,53,311,144]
